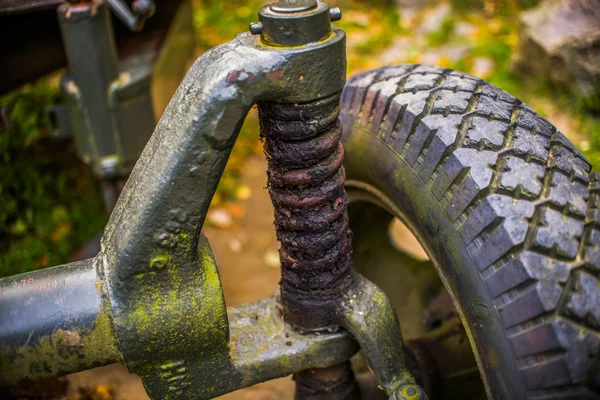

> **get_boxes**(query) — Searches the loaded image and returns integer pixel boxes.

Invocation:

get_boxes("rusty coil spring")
[259,92,356,333]
[259,92,360,400]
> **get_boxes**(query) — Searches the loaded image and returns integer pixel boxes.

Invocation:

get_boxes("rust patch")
[226,70,255,84]
[267,69,284,82]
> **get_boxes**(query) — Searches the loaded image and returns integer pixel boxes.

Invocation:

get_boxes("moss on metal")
[116,233,234,399]
[0,310,120,387]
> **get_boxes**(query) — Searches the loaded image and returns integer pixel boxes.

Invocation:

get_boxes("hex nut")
[329,7,342,22]
[249,22,263,35]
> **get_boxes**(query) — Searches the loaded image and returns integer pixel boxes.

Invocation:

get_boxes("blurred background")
[0,0,598,398]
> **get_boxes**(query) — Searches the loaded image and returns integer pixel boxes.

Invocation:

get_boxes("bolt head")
[392,384,428,400]
[249,22,263,35]
[329,7,342,22]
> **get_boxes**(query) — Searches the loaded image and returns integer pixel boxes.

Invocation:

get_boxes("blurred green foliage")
[450,0,540,13]
[350,8,402,57]
[193,0,263,50]
[427,16,456,47]
[0,82,107,277]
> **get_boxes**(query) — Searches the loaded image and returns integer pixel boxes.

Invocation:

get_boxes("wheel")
[340,64,600,399]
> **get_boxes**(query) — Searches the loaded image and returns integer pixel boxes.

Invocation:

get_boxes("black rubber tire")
[340,64,600,400]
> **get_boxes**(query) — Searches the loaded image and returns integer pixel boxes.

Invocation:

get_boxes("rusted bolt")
[249,21,263,34]
[329,7,342,21]
[391,384,428,400]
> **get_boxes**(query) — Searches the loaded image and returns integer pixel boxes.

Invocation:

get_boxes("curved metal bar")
[336,275,419,397]
[0,259,120,387]
[100,30,345,398]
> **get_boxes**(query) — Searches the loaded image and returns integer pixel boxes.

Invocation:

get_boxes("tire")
[339,64,600,399]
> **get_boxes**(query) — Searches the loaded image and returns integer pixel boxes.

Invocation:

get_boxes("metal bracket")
[100,28,345,399]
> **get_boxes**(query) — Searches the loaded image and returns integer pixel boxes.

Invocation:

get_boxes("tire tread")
[341,64,600,397]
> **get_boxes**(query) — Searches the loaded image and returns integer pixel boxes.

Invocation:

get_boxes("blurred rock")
[511,0,600,98]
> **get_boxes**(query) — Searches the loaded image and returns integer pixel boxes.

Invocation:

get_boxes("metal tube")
[0,259,121,388]
[57,0,120,172]
[57,0,124,210]
[107,0,139,31]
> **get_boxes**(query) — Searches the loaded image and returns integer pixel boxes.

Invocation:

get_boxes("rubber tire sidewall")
[342,122,528,400]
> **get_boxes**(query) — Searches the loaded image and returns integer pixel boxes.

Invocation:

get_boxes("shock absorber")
[254,1,361,398]
[255,1,427,399]
[260,94,360,398]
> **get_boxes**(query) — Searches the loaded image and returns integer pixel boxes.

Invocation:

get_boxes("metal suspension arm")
[0,2,428,399]
[99,26,346,400]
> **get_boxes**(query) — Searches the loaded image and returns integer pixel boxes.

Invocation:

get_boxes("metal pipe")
[57,0,120,172]
[57,0,128,210]
[0,258,121,388]
[106,0,155,32]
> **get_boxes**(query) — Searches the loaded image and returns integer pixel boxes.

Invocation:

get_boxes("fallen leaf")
[207,208,233,229]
